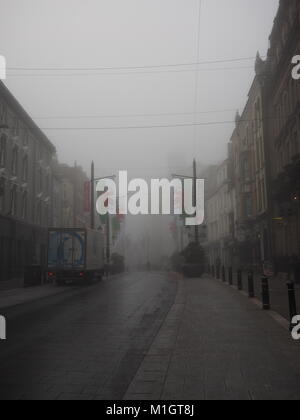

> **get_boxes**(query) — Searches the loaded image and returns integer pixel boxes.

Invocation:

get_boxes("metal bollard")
[261,276,270,310]
[228,267,233,286]
[248,271,255,298]
[287,282,298,331]
[217,266,220,280]
[237,270,243,290]
[222,266,226,283]
[212,265,216,278]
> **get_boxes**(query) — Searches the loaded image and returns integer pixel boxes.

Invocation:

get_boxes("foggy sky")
[0,0,279,260]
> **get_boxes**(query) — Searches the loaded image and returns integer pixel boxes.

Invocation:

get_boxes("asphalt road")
[0,272,177,400]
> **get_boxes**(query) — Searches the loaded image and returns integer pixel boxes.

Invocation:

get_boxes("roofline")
[0,81,56,153]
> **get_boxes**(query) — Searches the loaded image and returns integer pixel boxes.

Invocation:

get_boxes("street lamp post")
[90,162,116,265]
[172,158,200,246]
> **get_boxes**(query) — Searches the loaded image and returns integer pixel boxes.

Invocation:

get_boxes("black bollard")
[222,266,226,283]
[228,267,233,286]
[261,276,270,310]
[287,282,298,332]
[248,271,255,298]
[237,270,243,290]
[212,265,216,278]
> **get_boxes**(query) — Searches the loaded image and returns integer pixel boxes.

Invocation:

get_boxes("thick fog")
[0,0,279,265]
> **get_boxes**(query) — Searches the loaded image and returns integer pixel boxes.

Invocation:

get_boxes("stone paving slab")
[124,276,300,401]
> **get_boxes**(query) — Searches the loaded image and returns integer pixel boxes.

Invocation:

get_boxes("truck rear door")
[48,230,86,269]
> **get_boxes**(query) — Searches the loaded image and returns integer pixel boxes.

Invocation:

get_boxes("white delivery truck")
[47,228,105,285]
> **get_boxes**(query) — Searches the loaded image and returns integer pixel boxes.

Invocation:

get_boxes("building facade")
[264,0,300,277]
[0,81,56,289]
[207,0,300,278]
[230,57,270,271]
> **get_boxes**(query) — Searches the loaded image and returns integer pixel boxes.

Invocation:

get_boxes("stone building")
[230,55,271,271]
[205,160,235,270]
[56,163,90,229]
[0,81,56,289]
[202,0,300,278]
[264,0,300,277]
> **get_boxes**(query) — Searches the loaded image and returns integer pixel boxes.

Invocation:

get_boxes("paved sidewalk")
[0,284,69,310]
[229,270,300,321]
[125,276,300,400]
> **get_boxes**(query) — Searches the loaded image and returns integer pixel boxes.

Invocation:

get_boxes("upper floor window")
[0,177,5,212]
[12,117,19,137]
[11,146,18,176]
[0,102,7,123]
[21,192,27,219]
[0,134,7,167]
[10,186,17,216]
[38,168,43,193]
[242,159,251,181]
[46,174,51,195]
[36,202,42,225]
[22,156,29,182]
[245,195,252,218]
[38,145,43,161]
[23,131,29,147]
